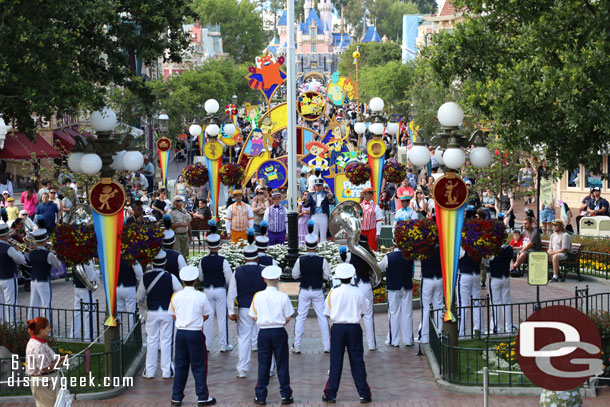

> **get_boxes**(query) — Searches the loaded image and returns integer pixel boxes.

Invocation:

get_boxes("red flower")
[345,162,370,185]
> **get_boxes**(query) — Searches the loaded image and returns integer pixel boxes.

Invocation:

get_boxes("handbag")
[53,371,73,407]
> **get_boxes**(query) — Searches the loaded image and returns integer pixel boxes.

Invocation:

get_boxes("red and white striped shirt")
[361,200,383,233]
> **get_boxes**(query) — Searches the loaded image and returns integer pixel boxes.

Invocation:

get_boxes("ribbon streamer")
[368,152,385,204]
[205,156,222,220]
[158,148,170,189]
[435,202,466,322]
[92,210,124,327]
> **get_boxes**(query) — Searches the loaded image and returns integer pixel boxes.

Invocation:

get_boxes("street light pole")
[284,0,299,277]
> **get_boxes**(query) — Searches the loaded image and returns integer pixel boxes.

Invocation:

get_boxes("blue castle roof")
[361,26,381,43]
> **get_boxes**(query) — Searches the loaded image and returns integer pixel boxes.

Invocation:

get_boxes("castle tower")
[304,0,313,18]
[318,0,333,34]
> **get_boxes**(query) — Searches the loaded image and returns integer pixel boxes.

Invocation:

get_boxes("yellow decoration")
[204,140,223,160]
[366,139,386,159]
[352,50,360,59]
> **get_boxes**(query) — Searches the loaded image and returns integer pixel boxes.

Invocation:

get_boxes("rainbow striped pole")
[156,137,171,189]
[203,139,223,220]
[366,139,386,203]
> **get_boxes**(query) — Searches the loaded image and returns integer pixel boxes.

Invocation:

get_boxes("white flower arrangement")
[480,342,520,371]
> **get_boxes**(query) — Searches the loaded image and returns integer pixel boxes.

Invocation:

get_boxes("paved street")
[5,268,610,406]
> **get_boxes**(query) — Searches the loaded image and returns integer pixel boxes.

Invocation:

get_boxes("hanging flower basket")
[51,224,98,265]
[182,162,209,187]
[393,219,438,261]
[383,162,407,184]
[345,162,370,186]
[461,219,506,261]
[121,223,163,267]
[219,163,245,187]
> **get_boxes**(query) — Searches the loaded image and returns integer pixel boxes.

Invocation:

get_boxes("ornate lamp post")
[68,107,144,377]
[408,102,491,377]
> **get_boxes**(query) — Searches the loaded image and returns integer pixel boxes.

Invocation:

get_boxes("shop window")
[585,159,603,189]
[567,167,580,188]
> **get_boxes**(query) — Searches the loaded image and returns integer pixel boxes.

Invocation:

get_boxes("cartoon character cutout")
[250,129,265,156]
[248,52,285,91]
[263,164,279,181]
[259,116,276,152]
[305,141,329,171]
[327,128,345,175]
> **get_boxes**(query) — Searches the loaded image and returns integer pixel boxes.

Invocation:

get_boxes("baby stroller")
[174,148,187,162]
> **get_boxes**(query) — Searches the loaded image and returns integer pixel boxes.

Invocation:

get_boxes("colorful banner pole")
[432,173,468,322]
[366,138,386,203]
[157,137,171,189]
[89,179,126,327]
[204,139,223,220]
[198,126,206,157]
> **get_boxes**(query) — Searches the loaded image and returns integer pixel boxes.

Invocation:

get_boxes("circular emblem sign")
[366,139,386,159]
[89,180,126,216]
[516,305,602,391]
[432,174,468,210]
[257,159,288,190]
[297,91,326,121]
[204,140,223,160]
[156,137,171,152]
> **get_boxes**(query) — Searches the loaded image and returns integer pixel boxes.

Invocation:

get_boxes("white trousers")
[72,288,96,341]
[489,277,512,334]
[0,277,17,324]
[145,310,174,377]
[358,282,376,349]
[312,213,328,242]
[417,277,444,343]
[236,307,257,372]
[116,284,137,326]
[386,288,413,346]
[29,280,51,320]
[203,287,228,349]
[458,273,481,336]
[293,289,330,350]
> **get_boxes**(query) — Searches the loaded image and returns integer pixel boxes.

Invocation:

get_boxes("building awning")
[53,129,75,154]
[64,125,94,140]
[0,131,61,160]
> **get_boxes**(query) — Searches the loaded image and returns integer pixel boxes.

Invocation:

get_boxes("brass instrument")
[67,205,98,291]
[329,201,382,288]
[8,237,29,253]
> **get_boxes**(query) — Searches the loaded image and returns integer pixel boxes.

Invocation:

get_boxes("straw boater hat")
[362,187,375,194]
[232,189,244,196]
[0,224,9,237]
[206,233,221,249]
[243,244,259,260]
[163,230,176,246]
[32,229,49,243]
[271,191,282,199]
[305,234,318,250]
[399,191,413,200]
[153,250,167,267]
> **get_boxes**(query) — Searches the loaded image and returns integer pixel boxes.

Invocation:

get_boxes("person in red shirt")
[509,230,523,270]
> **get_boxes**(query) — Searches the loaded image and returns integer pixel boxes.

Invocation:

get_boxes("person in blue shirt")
[34,192,59,234]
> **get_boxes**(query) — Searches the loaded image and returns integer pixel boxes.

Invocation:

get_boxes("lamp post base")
[283,211,299,280]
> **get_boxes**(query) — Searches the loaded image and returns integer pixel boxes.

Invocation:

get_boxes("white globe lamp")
[223,123,236,136]
[434,147,444,166]
[369,97,384,113]
[67,152,84,173]
[443,148,466,169]
[370,122,384,136]
[90,108,117,132]
[437,102,464,127]
[189,123,202,137]
[80,153,103,175]
[408,145,431,167]
[111,150,126,170]
[354,122,366,135]
[470,146,492,168]
[122,151,144,172]
[386,122,399,136]
[204,99,220,114]
[206,124,220,137]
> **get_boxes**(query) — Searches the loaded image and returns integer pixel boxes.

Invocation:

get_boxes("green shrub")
[0,322,56,356]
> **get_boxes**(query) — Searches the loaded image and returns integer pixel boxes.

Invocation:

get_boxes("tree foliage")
[338,42,402,77]
[359,61,415,115]
[0,0,192,136]
[425,0,610,171]
[366,0,419,41]
[145,59,257,138]
[191,0,266,64]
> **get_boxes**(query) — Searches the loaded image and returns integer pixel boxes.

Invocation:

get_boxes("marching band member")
[458,249,482,337]
[0,223,26,324]
[250,265,294,405]
[360,187,383,251]
[304,178,335,243]
[72,259,101,341]
[347,235,376,351]
[170,265,216,407]
[199,222,233,352]
[227,244,266,378]
[138,250,183,379]
[226,189,254,244]
[116,254,143,327]
[378,242,414,347]
[488,244,513,334]
[263,192,288,245]
[323,263,372,404]
[163,230,187,280]
[291,234,331,353]
[393,191,418,228]
[256,221,278,267]
[417,245,444,344]
[29,229,61,321]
